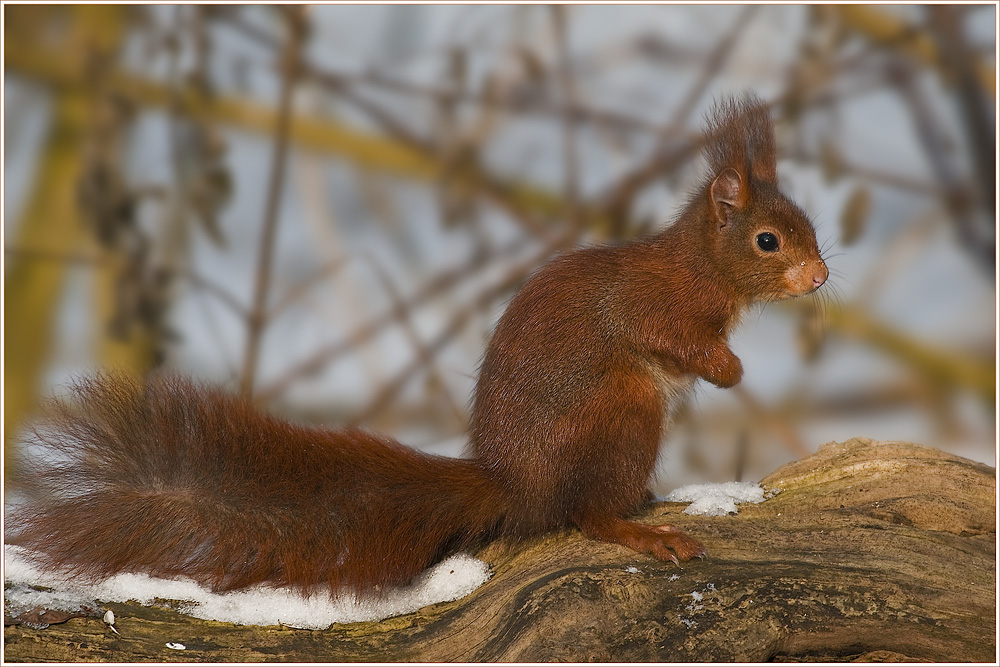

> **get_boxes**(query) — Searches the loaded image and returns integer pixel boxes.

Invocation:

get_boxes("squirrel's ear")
[709,167,746,229]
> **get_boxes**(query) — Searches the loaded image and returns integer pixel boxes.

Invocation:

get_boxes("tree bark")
[4,437,995,662]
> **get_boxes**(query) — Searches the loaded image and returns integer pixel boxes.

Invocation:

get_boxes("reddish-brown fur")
[11,374,506,595]
[10,94,827,593]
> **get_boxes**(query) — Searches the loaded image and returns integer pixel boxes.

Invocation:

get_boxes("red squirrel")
[10,94,827,596]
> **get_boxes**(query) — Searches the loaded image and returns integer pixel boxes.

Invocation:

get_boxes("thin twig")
[926,5,996,260]
[551,5,582,233]
[183,270,247,319]
[256,235,531,401]
[665,4,758,131]
[3,245,246,318]
[598,22,890,228]
[346,229,575,426]
[732,385,809,458]
[267,256,351,321]
[598,6,754,230]
[891,58,994,273]
[347,253,468,427]
[240,8,305,397]
[328,81,559,240]
[788,147,945,196]
[214,8,673,136]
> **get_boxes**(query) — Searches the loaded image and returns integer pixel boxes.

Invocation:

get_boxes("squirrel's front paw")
[701,349,743,388]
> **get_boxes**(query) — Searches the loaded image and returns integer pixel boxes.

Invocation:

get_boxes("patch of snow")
[663,481,778,516]
[4,544,491,630]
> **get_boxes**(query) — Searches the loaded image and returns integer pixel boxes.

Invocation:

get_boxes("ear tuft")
[710,167,745,228]
[704,94,778,185]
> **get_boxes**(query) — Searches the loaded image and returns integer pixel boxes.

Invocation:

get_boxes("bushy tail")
[9,373,507,595]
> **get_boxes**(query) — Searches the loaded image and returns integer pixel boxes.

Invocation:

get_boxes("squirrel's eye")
[756,232,779,252]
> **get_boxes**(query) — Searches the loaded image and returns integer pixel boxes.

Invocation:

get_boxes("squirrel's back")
[10,373,505,594]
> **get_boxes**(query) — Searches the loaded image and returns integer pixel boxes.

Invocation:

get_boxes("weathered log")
[4,438,995,662]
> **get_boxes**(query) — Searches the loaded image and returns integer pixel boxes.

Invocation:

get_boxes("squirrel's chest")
[643,359,696,427]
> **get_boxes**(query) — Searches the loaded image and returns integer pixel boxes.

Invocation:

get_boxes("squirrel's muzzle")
[784,258,828,296]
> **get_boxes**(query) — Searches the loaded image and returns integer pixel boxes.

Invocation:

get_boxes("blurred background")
[4,5,996,490]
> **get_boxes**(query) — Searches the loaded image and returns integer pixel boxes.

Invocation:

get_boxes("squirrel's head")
[701,94,828,302]
[708,166,828,301]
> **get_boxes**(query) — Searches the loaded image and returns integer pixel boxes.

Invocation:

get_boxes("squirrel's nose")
[812,261,829,288]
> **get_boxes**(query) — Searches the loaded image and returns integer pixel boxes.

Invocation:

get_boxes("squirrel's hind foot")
[574,515,707,565]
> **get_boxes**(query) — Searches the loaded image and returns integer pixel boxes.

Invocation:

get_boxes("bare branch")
[551,5,582,232]
[240,8,306,397]
[255,234,544,402]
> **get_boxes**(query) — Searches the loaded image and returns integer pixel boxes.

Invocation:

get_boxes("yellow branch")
[4,6,152,472]
[828,305,995,404]
[5,39,569,227]
[3,98,87,471]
